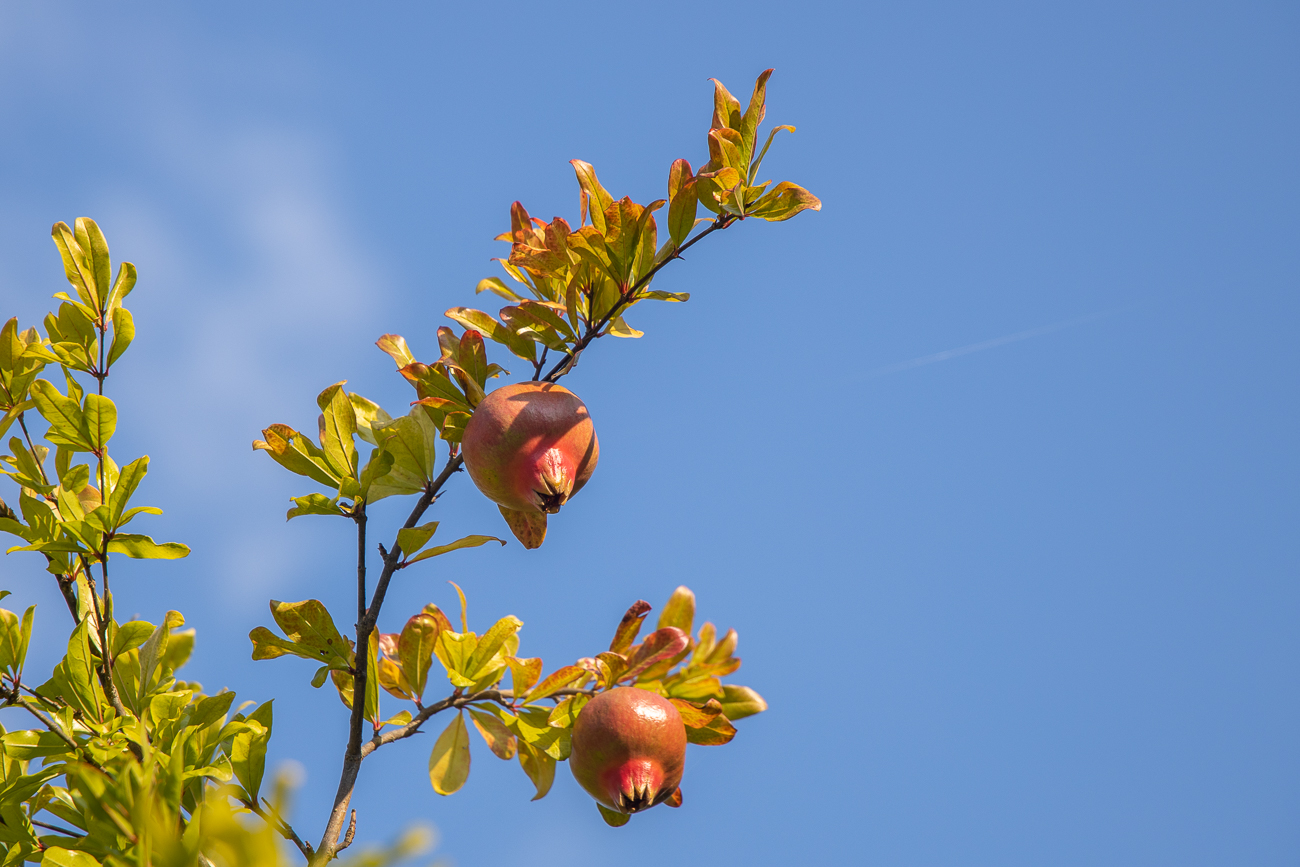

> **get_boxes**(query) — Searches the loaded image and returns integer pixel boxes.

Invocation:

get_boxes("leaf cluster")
[1,220,186,582]
[0,601,259,865]
[248,583,766,812]
[446,69,819,381]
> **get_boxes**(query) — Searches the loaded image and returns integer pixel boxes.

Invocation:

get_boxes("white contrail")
[863,309,1118,379]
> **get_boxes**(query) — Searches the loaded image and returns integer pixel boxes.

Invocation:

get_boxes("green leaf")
[357,447,395,499]
[105,534,189,559]
[606,316,642,338]
[253,423,341,488]
[29,380,90,450]
[229,701,273,801]
[286,492,346,520]
[2,729,72,760]
[445,307,537,364]
[376,333,416,368]
[747,181,822,222]
[597,804,630,827]
[249,627,314,662]
[434,630,478,688]
[365,629,381,726]
[266,599,353,670]
[696,166,742,215]
[657,586,695,634]
[187,691,236,730]
[546,693,590,729]
[373,408,439,485]
[316,381,359,480]
[80,393,116,452]
[466,615,523,679]
[516,738,556,800]
[106,455,148,530]
[0,604,35,675]
[349,393,393,446]
[40,847,102,867]
[108,260,137,311]
[717,684,766,721]
[137,611,184,706]
[641,290,690,302]
[512,706,571,759]
[106,306,134,368]
[399,613,442,701]
[499,305,570,353]
[112,619,155,657]
[450,581,469,633]
[380,709,413,729]
[396,521,439,558]
[475,277,524,303]
[428,712,471,795]
[65,617,104,722]
[79,218,113,315]
[406,534,505,565]
[51,221,97,310]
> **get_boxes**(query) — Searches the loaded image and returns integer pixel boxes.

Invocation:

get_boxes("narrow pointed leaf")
[406,534,505,564]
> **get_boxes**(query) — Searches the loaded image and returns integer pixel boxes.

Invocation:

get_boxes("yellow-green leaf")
[428,711,471,795]
[41,847,102,867]
[718,684,767,720]
[106,534,189,559]
[748,181,822,222]
[406,534,505,565]
[597,804,630,827]
[657,586,695,634]
[516,738,555,800]
[397,522,439,558]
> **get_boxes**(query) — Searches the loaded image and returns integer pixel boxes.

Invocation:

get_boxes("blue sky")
[2,2,1298,864]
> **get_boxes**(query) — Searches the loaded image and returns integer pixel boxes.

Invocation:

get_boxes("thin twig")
[361,687,593,757]
[355,507,367,626]
[82,567,129,719]
[241,797,313,860]
[315,460,461,864]
[31,820,83,837]
[340,810,357,852]
[14,699,101,769]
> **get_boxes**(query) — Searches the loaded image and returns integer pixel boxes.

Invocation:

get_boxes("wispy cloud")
[862,309,1119,379]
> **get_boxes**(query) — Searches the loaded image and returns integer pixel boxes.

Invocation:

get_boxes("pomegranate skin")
[462,382,599,514]
[569,687,686,814]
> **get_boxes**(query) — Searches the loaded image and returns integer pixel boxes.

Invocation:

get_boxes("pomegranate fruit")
[569,687,686,814]
[461,381,599,514]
